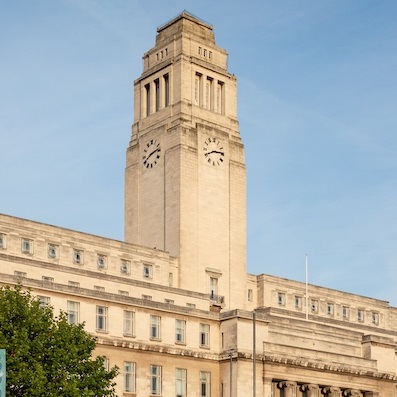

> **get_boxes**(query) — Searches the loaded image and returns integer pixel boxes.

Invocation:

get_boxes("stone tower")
[124,11,246,309]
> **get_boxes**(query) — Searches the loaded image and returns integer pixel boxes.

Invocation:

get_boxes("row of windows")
[155,47,168,61]
[194,72,224,114]
[1,234,160,279]
[277,292,380,325]
[144,73,170,116]
[198,46,212,59]
[37,297,210,347]
[121,363,210,396]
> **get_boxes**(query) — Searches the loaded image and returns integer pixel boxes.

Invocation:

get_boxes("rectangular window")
[205,77,213,110]
[327,303,334,316]
[277,292,286,306]
[21,238,32,254]
[143,264,153,278]
[209,277,218,299]
[73,249,83,264]
[358,309,364,322]
[150,365,162,395]
[96,306,108,331]
[163,74,169,107]
[145,83,151,116]
[311,299,319,313]
[0,234,5,249]
[169,272,173,287]
[124,362,136,393]
[150,315,161,339]
[294,296,302,309]
[120,260,130,274]
[194,73,202,106]
[248,289,253,302]
[123,310,135,336]
[175,319,186,343]
[142,294,152,300]
[216,81,224,114]
[155,78,160,111]
[200,323,210,347]
[68,280,80,287]
[67,301,80,324]
[200,371,211,397]
[48,243,58,258]
[342,306,349,319]
[176,368,187,397]
[372,311,379,325]
[42,276,54,283]
[97,254,107,269]
[37,295,50,309]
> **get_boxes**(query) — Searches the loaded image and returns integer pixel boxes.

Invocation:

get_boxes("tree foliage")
[0,285,118,397]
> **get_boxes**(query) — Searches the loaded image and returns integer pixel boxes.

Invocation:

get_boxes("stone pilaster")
[301,383,319,396]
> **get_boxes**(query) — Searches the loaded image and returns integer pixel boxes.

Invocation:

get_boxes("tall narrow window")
[67,301,80,325]
[372,311,379,325]
[96,306,108,331]
[145,83,151,116]
[342,306,349,319]
[216,81,224,114]
[200,323,210,347]
[209,277,218,299]
[163,73,169,107]
[124,362,136,393]
[176,368,187,397]
[37,296,50,309]
[194,73,202,106]
[154,78,160,111]
[21,238,32,254]
[150,315,161,339]
[205,77,213,110]
[150,365,162,395]
[327,303,334,316]
[123,310,135,336]
[200,371,211,397]
[175,319,186,343]
[0,234,5,249]
[358,309,364,322]
[277,292,286,306]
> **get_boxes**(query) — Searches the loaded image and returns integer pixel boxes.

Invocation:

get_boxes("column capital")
[278,381,297,389]
[322,386,341,397]
[343,390,363,397]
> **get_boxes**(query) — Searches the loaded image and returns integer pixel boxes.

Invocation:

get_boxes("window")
[42,276,54,283]
[96,306,108,331]
[342,306,349,319]
[14,271,27,278]
[119,290,129,296]
[176,368,187,397]
[48,244,58,259]
[97,254,107,269]
[145,83,151,116]
[150,365,162,395]
[169,272,173,286]
[216,81,224,114]
[94,285,105,291]
[209,277,218,299]
[372,311,379,325]
[200,371,210,397]
[155,78,160,111]
[21,238,32,254]
[123,310,135,336]
[194,73,202,106]
[124,362,136,393]
[67,301,80,324]
[200,323,210,347]
[205,77,213,110]
[248,289,253,302]
[294,296,302,309]
[37,296,50,309]
[142,294,152,300]
[0,234,6,249]
[73,249,83,264]
[277,292,286,306]
[311,299,319,313]
[175,319,186,343]
[327,303,334,316]
[164,74,170,107]
[68,280,80,287]
[150,315,161,339]
[143,264,153,278]
[120,260,130,274]
[358,309,364,322]
[164,299,174,304]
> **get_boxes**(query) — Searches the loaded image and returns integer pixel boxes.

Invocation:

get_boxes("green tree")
[0,285,118,397]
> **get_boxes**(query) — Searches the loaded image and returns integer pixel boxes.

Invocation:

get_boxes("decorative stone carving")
[343,390,363,397]
[322,386,341,397]
[278,381,298,397]
[301,384,319,396]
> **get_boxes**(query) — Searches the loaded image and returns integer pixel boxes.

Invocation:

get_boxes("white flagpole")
[305,254,309,320]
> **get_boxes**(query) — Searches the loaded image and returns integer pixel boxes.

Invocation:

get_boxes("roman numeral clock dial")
[203,137,225,166]
[142,139,161,169]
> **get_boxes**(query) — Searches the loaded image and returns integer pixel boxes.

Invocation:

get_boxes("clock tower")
[125,12,247,309]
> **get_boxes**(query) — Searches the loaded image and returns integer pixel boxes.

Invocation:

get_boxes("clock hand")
[146,147,160,160]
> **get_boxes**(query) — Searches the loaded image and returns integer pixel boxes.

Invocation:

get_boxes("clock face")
[203,137,224,166]
[143,139,161,168]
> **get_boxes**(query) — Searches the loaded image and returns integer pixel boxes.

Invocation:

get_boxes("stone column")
[322,386,341,397]
[278,381,297,397]
[343,390,363,397]
[301,384,319,396]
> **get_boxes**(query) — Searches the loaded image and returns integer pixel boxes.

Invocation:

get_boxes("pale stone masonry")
[1,11,396,397]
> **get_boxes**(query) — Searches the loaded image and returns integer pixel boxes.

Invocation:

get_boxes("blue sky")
[1,1,396,304]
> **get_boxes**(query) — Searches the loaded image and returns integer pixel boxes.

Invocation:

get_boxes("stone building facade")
[1,11,396,397]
